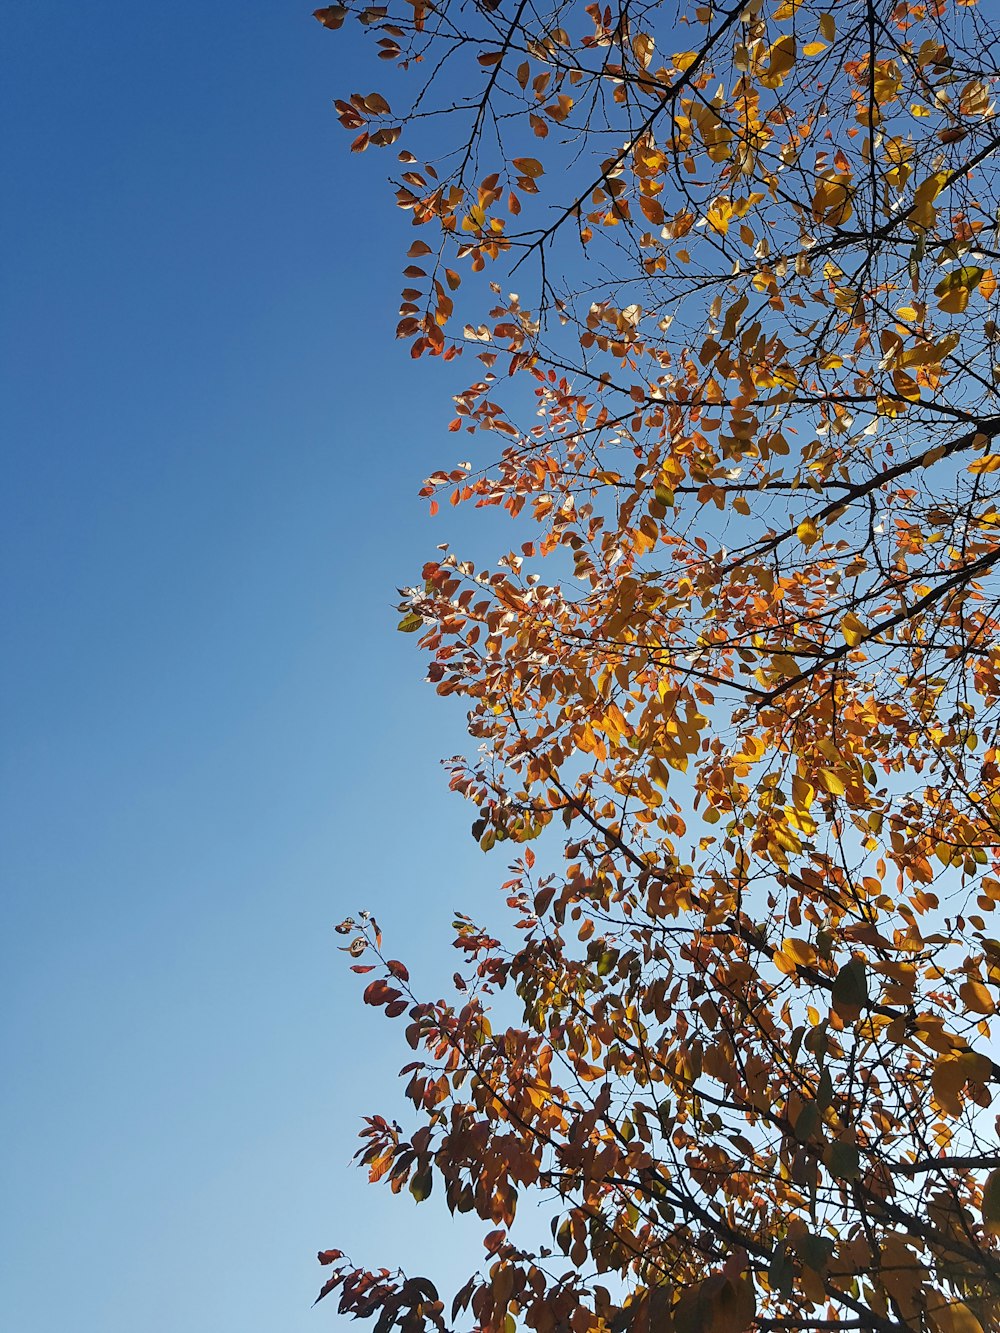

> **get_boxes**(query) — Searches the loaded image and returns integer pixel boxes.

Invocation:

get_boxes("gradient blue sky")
[3,5,506,1329]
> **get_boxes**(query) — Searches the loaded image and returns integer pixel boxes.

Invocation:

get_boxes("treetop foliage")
[314,2,1000,1332]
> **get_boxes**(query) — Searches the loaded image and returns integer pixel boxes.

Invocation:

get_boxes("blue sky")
[2,5,506,1329]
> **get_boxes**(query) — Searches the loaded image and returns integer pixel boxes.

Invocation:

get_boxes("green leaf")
[397,612,424,633]
[793,1102,820,1143]
[831,957,868,1021]
[768,1242,794,1299]
[409,1165,433,1202]
[597,948,618,976]
[797,1232,835,1274]
[934,265,985,296]
[828,1141,860,1181]
[816,1067,833,1109]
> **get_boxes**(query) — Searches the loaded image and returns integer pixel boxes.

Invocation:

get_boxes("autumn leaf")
[935,266,985,313]
[796,516,820,547]
[511,157,543,179]
[760,36,797,89]
[314,5,347,30]
[959,979,995,1014]
[840,611,866,647]
[929,1303,985,1333]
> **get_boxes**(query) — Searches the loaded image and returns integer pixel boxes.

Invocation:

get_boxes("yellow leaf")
[812,172,854,226]
[462,204,486,231]
[802,41,827,55]
[872,60,903,104]
[818,768,846,796]
[929,1303,984,1333]
[840,612,866,647]
[705,196,734,235]
[935,266,984,314]
[796,517,819,547]
[960,79,991,117]
[969,453,1000,475]
[908,172,948,230]
[760,36,797,89]
[960,980,995,1015]
[782,937,816,966]
[892,367,922,401]
[983,1168,1000,1231]
[938,288,969,314]
[632,32,655,70]
[931,1053,990,1117]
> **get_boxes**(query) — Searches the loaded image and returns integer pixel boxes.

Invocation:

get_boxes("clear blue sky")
[2,5,503,1329]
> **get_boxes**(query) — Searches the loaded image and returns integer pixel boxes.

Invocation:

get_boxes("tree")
[314,1,1000,1331]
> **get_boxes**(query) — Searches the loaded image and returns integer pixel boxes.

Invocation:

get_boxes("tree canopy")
[315,2,1000,1332]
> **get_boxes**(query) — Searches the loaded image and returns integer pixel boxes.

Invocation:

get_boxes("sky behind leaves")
[1,5,495,1329]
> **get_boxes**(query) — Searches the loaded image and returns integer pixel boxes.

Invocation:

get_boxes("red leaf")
[314,1274,341,1306]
